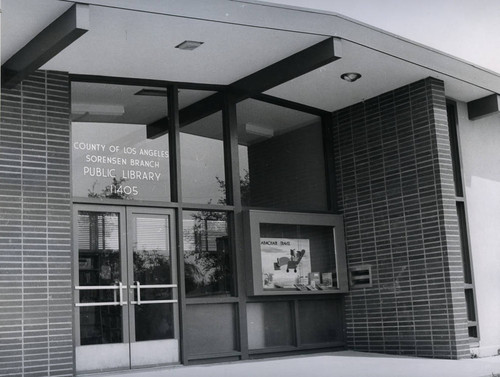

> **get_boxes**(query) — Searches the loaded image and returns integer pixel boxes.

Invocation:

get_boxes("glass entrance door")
[74,205,179,373]
[127,208,179,367]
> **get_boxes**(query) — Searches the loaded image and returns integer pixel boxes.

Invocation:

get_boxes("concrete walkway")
[87,351,500,377]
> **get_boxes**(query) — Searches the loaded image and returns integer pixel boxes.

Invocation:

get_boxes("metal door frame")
[73,204,179,372]
[126,206,180,367]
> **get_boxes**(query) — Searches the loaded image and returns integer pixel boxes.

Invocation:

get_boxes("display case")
[244,210,348,295]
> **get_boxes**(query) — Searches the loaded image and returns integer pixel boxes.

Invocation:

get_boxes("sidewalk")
[89,351,500,377]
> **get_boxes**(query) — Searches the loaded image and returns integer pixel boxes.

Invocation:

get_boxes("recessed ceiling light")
[341,72,362,82]
[175,40,204,51]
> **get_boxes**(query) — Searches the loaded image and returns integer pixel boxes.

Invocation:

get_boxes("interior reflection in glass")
[77,212,123,345]
[72,122,170,202]
[183,211,232,297]
[133,216,174,341]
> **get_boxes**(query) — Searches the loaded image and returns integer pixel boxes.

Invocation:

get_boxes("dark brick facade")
[0,70,471,376]
[334,78,470,359]
[0,72,73,376]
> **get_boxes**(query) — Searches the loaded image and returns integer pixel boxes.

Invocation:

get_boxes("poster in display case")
[261,237,311,289]
[244,210,348,295]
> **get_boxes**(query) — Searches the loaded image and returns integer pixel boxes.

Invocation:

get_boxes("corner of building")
[335,77,470,360]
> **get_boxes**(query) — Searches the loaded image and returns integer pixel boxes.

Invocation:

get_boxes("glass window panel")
[135,217,168,252]
[135,303,174,342]
[130,214,175,343]
[183,211,233,297]
[77,211,123,346]
[72,122,170,201]
[298,300,342,345]
[259,223,337,292]
[180,111,226,205]
[446,103,464,197]
[247,302,294,349]
[468,326,478,338]
[77,212,121,293]
[457,202,472,284]
[237,99,326,211]
[465,288,476,322]
[71,82,170,201]
[80,306,123,345]
[185,304,237,355]
[132,215,173,304]
[131,213,175,342]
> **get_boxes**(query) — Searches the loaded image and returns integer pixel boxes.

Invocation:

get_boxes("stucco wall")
[457,101,500,357]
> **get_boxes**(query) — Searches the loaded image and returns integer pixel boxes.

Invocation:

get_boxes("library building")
[1,0,500,375]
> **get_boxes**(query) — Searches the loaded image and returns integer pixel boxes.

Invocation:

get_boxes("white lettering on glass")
[73,139,169,197]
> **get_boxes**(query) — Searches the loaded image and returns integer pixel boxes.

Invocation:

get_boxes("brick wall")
[334,78,470,359]
[0,71,73,376]
[248,122,328,211]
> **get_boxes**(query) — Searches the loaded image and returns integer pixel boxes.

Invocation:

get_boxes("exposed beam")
[2,4,89,89]
[147,37,342,138]
[231,37,341,96]
[178,92,225,128]
[70,73,228,92]
[252,93,330,117]
[467,94,500,120]
[146,117,169,139]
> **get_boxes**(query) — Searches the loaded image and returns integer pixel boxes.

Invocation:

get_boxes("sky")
[263,0,500,75]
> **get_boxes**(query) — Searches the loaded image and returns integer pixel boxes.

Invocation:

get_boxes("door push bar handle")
[129,284,177,290]
[75,285,121,290]
[74,282,127,307]
[119,281,124,306]
[129,282,178,305]
[137,281,141,305]
[138,284,177,289]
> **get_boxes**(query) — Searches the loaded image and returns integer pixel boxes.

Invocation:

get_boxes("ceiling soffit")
[1,0,495,117]
[27,0,500,96]
[40,4,325,86]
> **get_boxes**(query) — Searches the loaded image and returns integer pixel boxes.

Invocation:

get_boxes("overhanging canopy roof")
[2,0,500,128]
